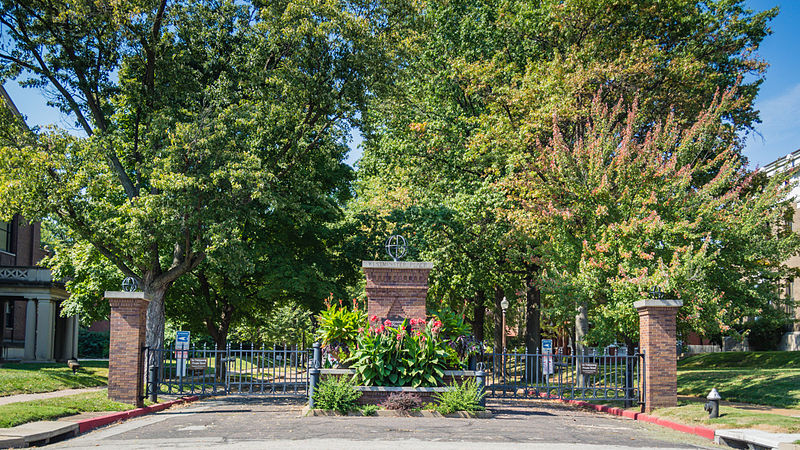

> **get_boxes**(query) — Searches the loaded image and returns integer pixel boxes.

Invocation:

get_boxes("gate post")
[634,299,682,413]
[106,291,150,407]
[476,368,486,407]
[308,342,322,408]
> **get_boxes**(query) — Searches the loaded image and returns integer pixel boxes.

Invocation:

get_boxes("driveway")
[52,396,720,449]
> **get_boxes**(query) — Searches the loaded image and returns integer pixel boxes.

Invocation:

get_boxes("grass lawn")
[651,402,800,434]
[677,351,800,409]
[0,361,108,397]
[0,389,132,428]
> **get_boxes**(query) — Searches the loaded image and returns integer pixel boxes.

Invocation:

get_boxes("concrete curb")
[76,395,200,434]
[302,407,492,418]
[556,398,715,440]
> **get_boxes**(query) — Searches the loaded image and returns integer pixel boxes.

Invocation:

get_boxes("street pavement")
[51,396,721,449]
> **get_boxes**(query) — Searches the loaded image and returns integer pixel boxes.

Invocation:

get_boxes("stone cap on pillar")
[104,291,152,302]
[633,299,683,309]
[362,261,434,269]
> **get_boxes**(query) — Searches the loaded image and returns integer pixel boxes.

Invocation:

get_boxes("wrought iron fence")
[145,344,310,397]
[226,344,309,395]
[479,351,644,406]
[146,345,228,397]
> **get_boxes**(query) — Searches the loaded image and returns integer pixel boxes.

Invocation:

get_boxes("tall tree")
[504,91,800,346]
[357,0,777,350]
[0,0,408,348]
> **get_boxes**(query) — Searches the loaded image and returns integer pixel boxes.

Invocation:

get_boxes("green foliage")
[313,376,362,414]
[0,0,410,348]
[381,392,422,411]
[0,390,131,428]
[433,378,485,415]
[0,361,108,396]
[230,302,313,347]
[315,299,367,357]
[678,351,800,370]
[347,319,454,387]
[358,404,380,416]
[78,329,109,358]
[736,314,793,351]
[430,305,471,339]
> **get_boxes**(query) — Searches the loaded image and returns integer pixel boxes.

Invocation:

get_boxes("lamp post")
[500,297,509,351]
[500,296,509,382]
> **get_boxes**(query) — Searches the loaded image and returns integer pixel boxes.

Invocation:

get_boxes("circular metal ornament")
[385,234,408,261]
[122,277,139,292]
[649,286,664,300]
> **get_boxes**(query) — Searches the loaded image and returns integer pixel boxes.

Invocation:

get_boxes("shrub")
[313,376,362,414]
[358,404,380,416]
[381,392,422,411]
[78,329,109,358]
[347,318,456,387]
[315,297,367,360]
[736,312,792,351]
[433,378,485,415]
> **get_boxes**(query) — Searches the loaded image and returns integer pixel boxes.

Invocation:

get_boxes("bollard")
[308,342,322,409]
[476,369,486,407]
[148,364,159,403]
[704,388,721,418]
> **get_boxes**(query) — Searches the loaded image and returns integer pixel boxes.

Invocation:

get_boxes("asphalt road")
[52,396,721,449]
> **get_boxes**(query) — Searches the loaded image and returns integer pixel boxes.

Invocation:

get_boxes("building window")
[0,220,10,253]
[4,301,12,329]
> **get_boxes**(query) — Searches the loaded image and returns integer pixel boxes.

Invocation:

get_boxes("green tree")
[357,0,777,352]
[0,0,409,348]
[504,90,800,346]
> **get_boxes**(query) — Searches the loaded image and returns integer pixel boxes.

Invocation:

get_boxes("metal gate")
[479,351,644,406]
[146,344,309,398]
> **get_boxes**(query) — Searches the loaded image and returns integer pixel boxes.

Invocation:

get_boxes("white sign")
[176,331,190,377]
[542,339,554,375]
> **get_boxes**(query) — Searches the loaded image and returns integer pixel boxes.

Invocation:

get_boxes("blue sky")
[3,1,798,169]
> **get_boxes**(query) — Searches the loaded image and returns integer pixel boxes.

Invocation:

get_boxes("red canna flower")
[384,319,392,327]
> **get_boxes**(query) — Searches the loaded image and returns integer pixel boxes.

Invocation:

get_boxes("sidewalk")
[0,387,106,406]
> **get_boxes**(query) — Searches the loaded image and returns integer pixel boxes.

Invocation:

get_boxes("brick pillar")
[634,299,683,413]
[362,261,433,325]
[106,291,150,407]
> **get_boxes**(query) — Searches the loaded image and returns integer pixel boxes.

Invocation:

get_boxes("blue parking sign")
[177,331,190,344]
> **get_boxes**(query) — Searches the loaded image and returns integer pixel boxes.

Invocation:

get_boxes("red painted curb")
[560,400,715,441]
[76,396,199,434]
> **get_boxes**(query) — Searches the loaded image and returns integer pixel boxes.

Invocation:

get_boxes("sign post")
[542,339,554,376]
[176,331,190,378]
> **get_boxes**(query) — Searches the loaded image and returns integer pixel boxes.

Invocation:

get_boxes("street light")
[500,297,509,382]
[500,297,509,352]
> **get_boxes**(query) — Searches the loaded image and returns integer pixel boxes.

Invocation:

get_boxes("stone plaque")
[362,260,433,325]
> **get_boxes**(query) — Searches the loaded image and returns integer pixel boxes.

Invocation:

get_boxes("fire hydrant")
[704,388,721,418]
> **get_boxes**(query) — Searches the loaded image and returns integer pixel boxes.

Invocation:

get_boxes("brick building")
[0,85,79,361]
[763,149,800,350]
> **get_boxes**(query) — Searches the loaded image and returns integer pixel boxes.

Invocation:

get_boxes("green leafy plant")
[358,404,380,416]
[312,376,362,414]
[433,378,486,415]
[347,318,455,387]
[381,392,422,411]
[430,305,471,339]
[315,297,367,359]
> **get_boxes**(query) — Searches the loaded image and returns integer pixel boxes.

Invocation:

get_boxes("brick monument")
[634,298,683,413]
[106,290,150,407]
[363,261,433,325]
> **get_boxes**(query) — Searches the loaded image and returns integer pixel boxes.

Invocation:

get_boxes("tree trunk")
[575,302,588,354]
[144,285,168,351]
[472,290,486,342]
[494,285,504,352]
[575,301,589,387]
[525,270,541,355]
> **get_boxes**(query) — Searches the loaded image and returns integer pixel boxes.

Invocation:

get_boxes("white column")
[35,299,54,361]
[62,312,74,360]
[23,299,36,360]
[72,315,79,359]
